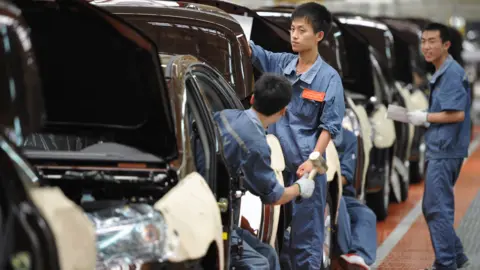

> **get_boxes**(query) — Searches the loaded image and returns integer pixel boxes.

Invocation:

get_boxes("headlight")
[87,204,176,269]
[342,108,361,137]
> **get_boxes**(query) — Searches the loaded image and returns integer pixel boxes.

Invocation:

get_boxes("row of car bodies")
[0,0,470,269]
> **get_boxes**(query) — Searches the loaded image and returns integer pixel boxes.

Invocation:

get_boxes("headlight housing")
[87,203,176,269]
[342,108,361,137]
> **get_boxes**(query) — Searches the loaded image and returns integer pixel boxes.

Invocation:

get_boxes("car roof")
[92,0,242,32]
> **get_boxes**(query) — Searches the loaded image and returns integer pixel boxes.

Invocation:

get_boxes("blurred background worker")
[407,23,471,270]
[248,3,345,269]
[334,129,377,270]
[214,74,316,270]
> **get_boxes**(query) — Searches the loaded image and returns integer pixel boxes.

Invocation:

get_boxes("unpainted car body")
[3,0,226,269]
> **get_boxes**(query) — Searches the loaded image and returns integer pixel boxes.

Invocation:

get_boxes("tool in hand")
[295,151,328,203]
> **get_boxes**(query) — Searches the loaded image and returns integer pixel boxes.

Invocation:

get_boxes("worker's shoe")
[339,254,370,270]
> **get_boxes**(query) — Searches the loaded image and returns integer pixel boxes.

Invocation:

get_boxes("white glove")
[407,110,429,126]
[295,174,315,199]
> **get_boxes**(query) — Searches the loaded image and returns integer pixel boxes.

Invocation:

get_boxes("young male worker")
[248,2,345,269]
[407,23,471,270]
[334,129,377,270]
[214,74,316,270]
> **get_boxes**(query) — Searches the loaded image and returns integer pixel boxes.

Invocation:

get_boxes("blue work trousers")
[231,228,280,270]
[423,159,468,270]
[336,196,377,265]
[280,171,327,270]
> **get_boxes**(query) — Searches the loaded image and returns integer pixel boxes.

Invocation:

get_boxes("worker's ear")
[250,94,254,105]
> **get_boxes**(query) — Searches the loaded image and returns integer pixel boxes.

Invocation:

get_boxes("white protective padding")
[396,84,416,158]
[371,104,396,149]
[325,140,343,225]
[153,172,224,268]
[266,134,285,247]
[409,89,429,111]
[353,104,373,192]
[28,187,96,270]
[326,140,341,183]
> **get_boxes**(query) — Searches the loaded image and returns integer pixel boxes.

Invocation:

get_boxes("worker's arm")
[427,111,465,123]
[242,149,314,205]
[248,40,295,73]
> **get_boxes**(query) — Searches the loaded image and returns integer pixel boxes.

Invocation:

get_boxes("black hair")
[252,74,292,116]
[423,22,451,43]
[291,2,332,35]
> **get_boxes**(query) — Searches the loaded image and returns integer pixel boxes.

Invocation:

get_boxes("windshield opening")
[124,17,236,88]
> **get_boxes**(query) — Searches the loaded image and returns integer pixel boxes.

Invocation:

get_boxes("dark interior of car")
[14,0,177,160]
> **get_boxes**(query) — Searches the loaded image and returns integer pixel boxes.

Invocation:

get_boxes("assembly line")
[0,0,478,270]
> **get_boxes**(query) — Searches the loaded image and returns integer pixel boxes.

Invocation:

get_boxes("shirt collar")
[245,108,265,131]
[283,54,324,84]
[429,54,454,85]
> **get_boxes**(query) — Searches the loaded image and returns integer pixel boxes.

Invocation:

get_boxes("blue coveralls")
[250,41,345,269]
[424,55,471,270]
[214,108,284,270]
[334,129,377,265]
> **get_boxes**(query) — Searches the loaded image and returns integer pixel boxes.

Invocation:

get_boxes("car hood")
[0,1,45,144]
[14,0,178,161]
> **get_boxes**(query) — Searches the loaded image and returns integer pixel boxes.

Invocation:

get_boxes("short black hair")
[252,74,292,116]
[423,22,451,43]
[291,2,332,35]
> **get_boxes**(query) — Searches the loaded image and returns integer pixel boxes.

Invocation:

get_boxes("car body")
[334,13,415,208]
[93,0,253,105]
[375,17,430,183]
[4,0,228,268]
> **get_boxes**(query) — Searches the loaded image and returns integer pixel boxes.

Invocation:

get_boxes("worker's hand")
[407,110,429,126]
[295,174,315,199]
[297,159,313,178]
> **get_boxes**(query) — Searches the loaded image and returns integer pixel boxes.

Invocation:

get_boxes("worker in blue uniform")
[248,2,345,269]
[334,129,377,270]
[407,23,471,270]
[214,74,317,270]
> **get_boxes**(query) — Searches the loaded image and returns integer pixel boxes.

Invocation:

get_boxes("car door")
[164,55,236,269]
[187,62,286,248]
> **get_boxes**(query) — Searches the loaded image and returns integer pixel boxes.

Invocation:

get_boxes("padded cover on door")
[29,187,96,270]
[266,134,285,247]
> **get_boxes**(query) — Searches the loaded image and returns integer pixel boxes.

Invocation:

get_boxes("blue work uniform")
[250,41,345,269]
[334,129,377,265]
[214,108,284,270]
[424,55,470,270]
